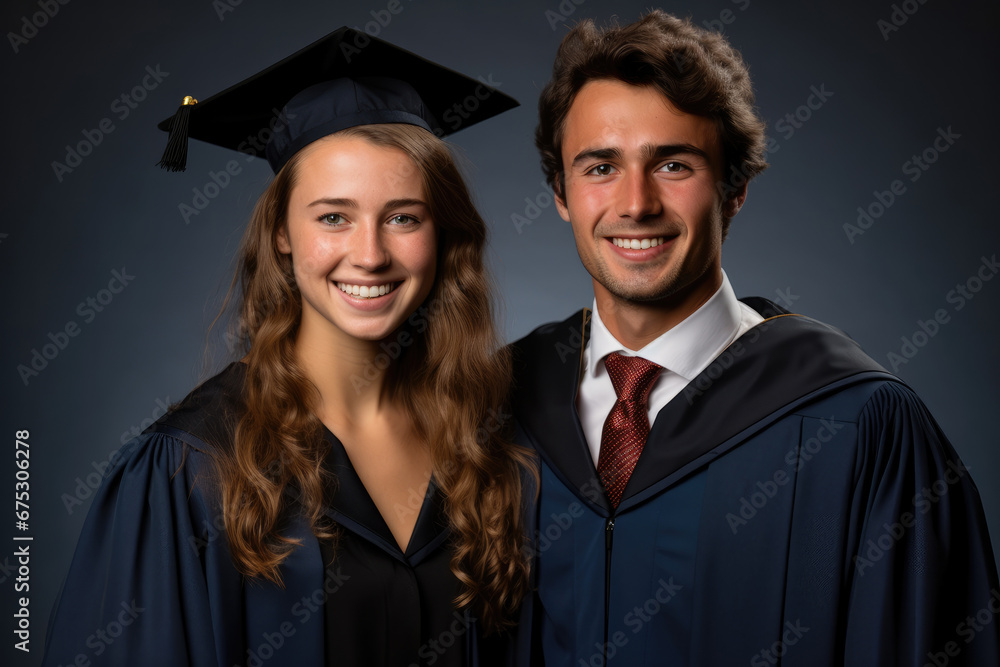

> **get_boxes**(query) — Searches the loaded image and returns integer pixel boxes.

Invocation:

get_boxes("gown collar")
[512,298,894,514]
[320,424,449,564]
[161,361,449,565]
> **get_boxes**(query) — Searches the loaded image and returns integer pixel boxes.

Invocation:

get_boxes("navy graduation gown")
[317,422,480,667]
[42,362,498,667]
[511,301,1000,666]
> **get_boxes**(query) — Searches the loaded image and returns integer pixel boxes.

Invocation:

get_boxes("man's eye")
[318,213,345,225]
[588,164,616,176]
[661,162,688,173]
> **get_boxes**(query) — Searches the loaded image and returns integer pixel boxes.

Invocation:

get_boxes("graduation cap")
[157,26,519,173]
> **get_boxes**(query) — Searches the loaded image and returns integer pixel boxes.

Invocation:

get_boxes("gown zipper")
[604,517,615,665]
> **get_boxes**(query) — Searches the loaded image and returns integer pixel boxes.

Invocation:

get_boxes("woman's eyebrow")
[307,197,358,208]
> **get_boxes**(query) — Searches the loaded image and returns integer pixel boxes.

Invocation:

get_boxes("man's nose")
[615,170,663,221]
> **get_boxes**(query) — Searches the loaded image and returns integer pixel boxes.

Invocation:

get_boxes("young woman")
[42,29,532,667]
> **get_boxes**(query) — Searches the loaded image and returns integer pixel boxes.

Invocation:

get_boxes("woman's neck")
[293,309,397,430]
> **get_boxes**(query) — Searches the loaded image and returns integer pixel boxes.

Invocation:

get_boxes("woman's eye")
[319,213,345,225]
[389,214,418,225]
[588,164,616,176]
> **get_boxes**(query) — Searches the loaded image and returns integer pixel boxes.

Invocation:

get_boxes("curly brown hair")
[536,10,769,237]
[217,123,534,633]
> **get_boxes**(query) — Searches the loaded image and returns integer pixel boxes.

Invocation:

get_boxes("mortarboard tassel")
[157,95,198,171]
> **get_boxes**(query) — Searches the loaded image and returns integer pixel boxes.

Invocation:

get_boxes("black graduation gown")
[42,362,498,667]
[509,300,1000,666]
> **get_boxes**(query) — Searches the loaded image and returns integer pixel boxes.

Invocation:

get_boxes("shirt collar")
[586,270,744,382]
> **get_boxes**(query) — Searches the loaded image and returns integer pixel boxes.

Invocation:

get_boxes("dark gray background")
[2,0,997,664]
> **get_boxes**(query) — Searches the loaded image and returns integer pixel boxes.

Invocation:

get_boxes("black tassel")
[157,96,197,172]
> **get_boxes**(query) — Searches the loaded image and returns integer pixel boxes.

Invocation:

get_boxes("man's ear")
[554,177,571,222]
[276,224,291,254]
[723,182,748,219]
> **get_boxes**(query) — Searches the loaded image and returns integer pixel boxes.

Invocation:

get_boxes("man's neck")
[594,269,723,350]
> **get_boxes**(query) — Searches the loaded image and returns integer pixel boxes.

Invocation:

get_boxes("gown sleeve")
[843,381,1000,666]
[41,430,246,667]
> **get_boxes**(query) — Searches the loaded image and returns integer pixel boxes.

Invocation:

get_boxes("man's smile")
[610,236,667,249]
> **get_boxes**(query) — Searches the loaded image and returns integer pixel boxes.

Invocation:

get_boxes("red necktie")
[597,352,663,509]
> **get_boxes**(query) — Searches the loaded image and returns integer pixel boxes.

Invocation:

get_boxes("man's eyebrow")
[570,144,712,168]
[571,147,623,167]
[642,143,712,162]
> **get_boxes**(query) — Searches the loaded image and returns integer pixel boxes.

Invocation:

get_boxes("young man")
[511,11,999,666]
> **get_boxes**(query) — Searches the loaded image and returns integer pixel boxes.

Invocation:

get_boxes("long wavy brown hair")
[215,123,533,632]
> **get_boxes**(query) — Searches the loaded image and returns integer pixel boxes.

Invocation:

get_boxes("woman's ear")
[276,224,291,254]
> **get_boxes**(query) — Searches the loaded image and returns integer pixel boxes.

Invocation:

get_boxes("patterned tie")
[597,352,663,509]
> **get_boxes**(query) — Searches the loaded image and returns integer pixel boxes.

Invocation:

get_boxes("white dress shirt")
[577,271,765,466]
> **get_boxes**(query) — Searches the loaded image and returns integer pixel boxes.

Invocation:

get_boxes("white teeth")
[337,282,396,299]
[613,237,664,248]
